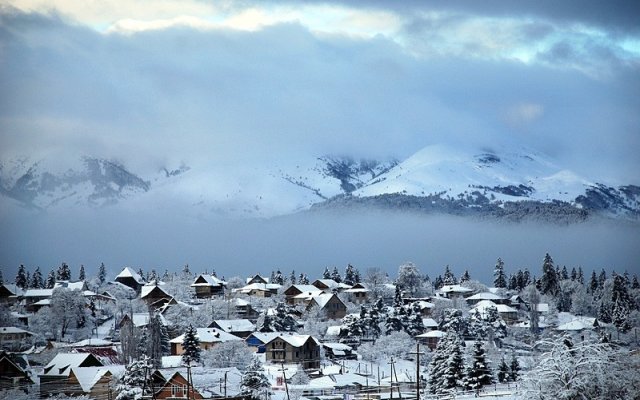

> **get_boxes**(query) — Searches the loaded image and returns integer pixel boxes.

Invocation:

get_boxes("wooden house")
[191,274,227,298]
[155,371,204,399]
[169,328,242,355]
[264,333,321,370]
[306,293,347,320]
[0,351,34,390]
[114,267,145,293]
[209,319,256,338]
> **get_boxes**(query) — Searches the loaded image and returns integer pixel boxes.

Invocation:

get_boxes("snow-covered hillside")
[1,145,638,221]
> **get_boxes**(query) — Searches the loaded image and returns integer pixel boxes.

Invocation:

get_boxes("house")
[307,293,347,320]
[0,284,23,304]
[169,328,242,355]
[437,285,473,299]
[322,342,356,360]
[0,327,34,350]
[39,353,105,397]
[246,274,269,285]
[54,280,87,291]
[22,288,54,312]
[283,285,323,305]
[233,282,280,297]
[0,351,34,390]
[414,300,435,317]
[466,292,507,305]
[343,283,369,304]
[155,371,205,399]
[114,267,145,293]
[233,298,260,320]
[264,333,321,369]
[469,300,519,323]
[416,330,445,350]
[140,283,172,308]
[422,318,439,331]
[245,332,282,353]
[311,279,349,292]
[191,274,227,298]
[208,319,256,338]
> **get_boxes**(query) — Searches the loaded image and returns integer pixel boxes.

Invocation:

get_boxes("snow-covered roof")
[470,300,517,316]
[466,292,504,301]
[556,320,592,331]
[32,299,51,306]
[126,313,168,327]
[416,330,446,338]
[248,332,283,344]
[169,328,242,344]
[533,303,550,312]
[162,355,184,368]
[0,326,33,335]
[43,353,103,376]
[115,267,144,284]
[321,342,352,351]
[191,274,227,287]
[233,282,281,293]
[513,321,550,329]
[325,326,342,337]
[211,319,255,333]
[22,288,53,298]
[265,333,320,348]
[289,284,320,294]
[293,290,324,300]
[1,284,23,296]
[140,284,169,299]
[313,279,339,288]
[70,338,113,347]
[54,280,86,291]
[439,285,473,293]
[422,318,439,328]
[72,367,119,392]
[313,293,339,308]
[246,275,269,284]
[416,300,435,309]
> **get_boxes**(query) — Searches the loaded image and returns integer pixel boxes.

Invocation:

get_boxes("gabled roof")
[115,267,144,284]
[416,329,446,338]
[310,293,343,309]
[466,292,504,301]
[210,319,255,333]
[22,288,54,298]
[42,353,104,377]
[246,332,282,344]
[169,328,242,344]
[233,282,281,293]
[470,300,517,315]
[72,367,119,392]
[0,284,23,297]
[312,279,339,289]
[0,326,34,336]
[140,284,170,299]
[266,333,320,348]
[121,313,168,328]
[439,285,473,293]
[286,284,319,294]
[191,274,227,287]
[54,280,86,291]
[422,318,439,328]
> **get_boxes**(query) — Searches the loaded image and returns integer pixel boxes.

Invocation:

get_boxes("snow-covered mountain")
[1,145,638,222]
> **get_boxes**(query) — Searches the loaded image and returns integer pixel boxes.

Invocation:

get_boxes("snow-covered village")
[0,257,639,400]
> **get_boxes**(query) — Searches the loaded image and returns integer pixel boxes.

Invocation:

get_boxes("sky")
[0,1,639,279]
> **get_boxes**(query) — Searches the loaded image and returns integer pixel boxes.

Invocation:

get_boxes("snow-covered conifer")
[464,340,493,390]
[78,264,86,281]
[31,267,43,289]
[98,262,107,284]
[539,253,559,296]
[493,258,507,288]
[497,358,509,383]
[57,262,71,281]
[331,266,342,283]
[15,264,27,289]
[240,358,270,399]
[181,324,201,366]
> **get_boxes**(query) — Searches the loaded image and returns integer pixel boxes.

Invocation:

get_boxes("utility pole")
[224,370,228,398]
[281,363,291,400]
[410,343,425,400]
[388,357,395,400]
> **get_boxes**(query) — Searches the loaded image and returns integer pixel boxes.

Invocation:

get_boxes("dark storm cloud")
[1,9,638,181]
[273,0,640,34]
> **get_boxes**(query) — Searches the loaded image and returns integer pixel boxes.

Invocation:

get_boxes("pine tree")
[611,274,633,332]
[331,266,342,283]
[589,271,598,293]
[540,253,559,296]
[181,325,201,366]
[298,273,309,285]
[577,267,584,284]
[442,331,465,391]
[464,340,494,390]
[461,270,471,283]
[0,269,3,284]
[45,270,56,289]
[148,313,169,368]
[570,267,578,281]
[15,265,28,289]
[31,267,44,289]
[353,268,361,284]
[598,269,607,290]
[57,262,71,281]
[240,358,270,399]
[497,358,509,383]
[323,267,331,279]
[560,266,569,281]
[493,258,507,288]
[273,270,284,285]
[632,275,640,289]
[434,275,444,289]
[98,262,107,285]
[137,328,149,359]
[443,265,456,285]
[25,271,31,288]
[289,270,296,285]
[78,265,86,281]
[509,354,520,381]
[344,264,356,285]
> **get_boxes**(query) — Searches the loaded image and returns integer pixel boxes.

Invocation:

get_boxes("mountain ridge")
[1,144,638,222]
